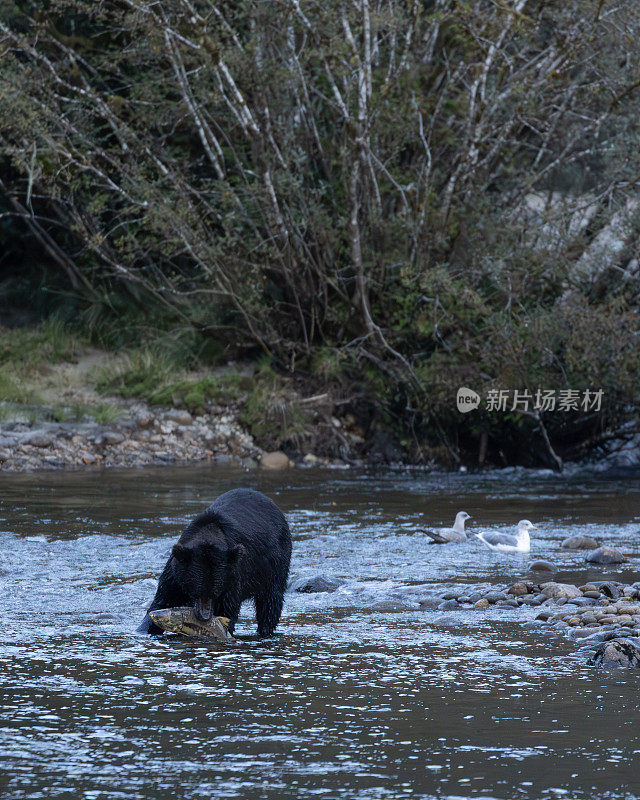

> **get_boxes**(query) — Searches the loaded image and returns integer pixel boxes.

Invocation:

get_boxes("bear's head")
[171,539,244,621]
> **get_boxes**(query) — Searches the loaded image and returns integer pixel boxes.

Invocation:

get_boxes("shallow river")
[1,465,639,800]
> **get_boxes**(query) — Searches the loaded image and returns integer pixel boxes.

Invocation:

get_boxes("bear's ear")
[172,544,191,563]
[228,543,245,563]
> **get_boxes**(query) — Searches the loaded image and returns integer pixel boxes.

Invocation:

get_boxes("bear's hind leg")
[255,588,285,637]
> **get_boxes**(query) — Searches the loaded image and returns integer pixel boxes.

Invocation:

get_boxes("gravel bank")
[0,403,268,471]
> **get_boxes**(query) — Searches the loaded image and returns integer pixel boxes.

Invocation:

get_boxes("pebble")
[164,409,193,426]
[570,597,598,607]
[103,431,124,445]
[484,591,507,603]
[507,582,530,596]
[136,412,154,428]
[474,598,490,610]
[23,433,53,448]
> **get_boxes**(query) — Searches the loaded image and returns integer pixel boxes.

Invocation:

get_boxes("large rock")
[589,637,640,668]
[530,560,557,572]
[586,546,627,565]
[540,582,583,601]
[260,451,291,470]
[562,535,599,550]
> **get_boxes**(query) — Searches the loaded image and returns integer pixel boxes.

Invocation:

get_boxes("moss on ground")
[95,349,252,413]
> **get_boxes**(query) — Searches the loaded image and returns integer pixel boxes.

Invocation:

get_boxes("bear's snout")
[195,597,213,621]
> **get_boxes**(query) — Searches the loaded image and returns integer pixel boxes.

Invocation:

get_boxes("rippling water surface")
[1,465,639,800]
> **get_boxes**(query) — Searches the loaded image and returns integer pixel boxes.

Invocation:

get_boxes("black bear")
[138,488,292,637]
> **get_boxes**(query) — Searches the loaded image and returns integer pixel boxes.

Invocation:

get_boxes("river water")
[1,465,639,800]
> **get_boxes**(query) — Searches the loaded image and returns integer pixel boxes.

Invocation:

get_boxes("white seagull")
[421,511,471,544]
[475,519,537,553]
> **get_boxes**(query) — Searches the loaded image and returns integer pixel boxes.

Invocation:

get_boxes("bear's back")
[204,488,291,553]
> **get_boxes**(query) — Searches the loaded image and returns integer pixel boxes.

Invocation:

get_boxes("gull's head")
[452,511,471,532]
[517,519,537,533]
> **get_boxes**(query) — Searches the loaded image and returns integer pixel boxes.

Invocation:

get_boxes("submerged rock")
[589,637,640,668]
[561,535,599,550]
[586,546,627,564]
[418,596,442,611]
[294,576,341,593]
[530,560,557,572]
[369,600,417,612]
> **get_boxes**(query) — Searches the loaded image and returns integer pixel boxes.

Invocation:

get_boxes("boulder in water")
[530,560,557,572]
[561,535,599,550]
[260,451,291,469]
[589,637,640,668]
[586,546,627,564]
[294,576,341,593]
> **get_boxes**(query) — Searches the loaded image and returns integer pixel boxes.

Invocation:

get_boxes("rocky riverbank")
[0,402,322,472]
[435,579,640,669]
[294,572,640,667]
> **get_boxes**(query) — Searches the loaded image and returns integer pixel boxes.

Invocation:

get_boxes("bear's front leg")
[138,560,189,634]
[213,588,242,635]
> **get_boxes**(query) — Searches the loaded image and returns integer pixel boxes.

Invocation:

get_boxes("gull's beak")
[531,525,538,530]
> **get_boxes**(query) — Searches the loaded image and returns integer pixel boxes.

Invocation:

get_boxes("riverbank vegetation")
[1,1,640,467]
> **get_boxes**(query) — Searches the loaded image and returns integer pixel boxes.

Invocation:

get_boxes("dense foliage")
[1,1,639,465]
